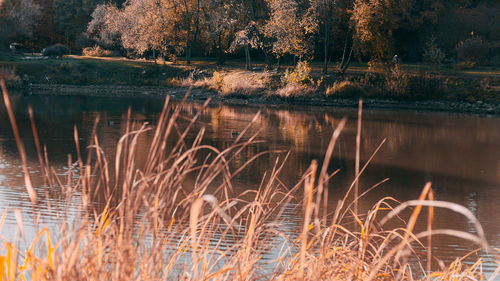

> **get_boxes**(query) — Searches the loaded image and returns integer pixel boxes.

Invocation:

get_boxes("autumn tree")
[264,0,318,62]
[310,0,336,74]
[88,0,180,60]
[351,0,400,65]
[229,21,265,69]
[227,0,278,69]
[202,0,240,65]
[87,4,120,48]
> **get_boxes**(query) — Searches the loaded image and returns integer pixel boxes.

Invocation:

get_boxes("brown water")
[1,93,499,273]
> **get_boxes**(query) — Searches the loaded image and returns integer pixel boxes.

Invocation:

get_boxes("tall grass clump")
[0,79,499,280]
[211,70,270,96]
[176,70,270,96]
[325,80,365,97]
[82,45,114,57]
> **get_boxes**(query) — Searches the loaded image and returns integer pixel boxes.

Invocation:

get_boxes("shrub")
[82,45,113,57]
[384,68,410,97]
[211,71,224,91]
[325,81,365,97]
[456,36,490,64]
[281,61,312,86]
[423,36,446,65]
[384,69,443,99]
[42,44,69,57]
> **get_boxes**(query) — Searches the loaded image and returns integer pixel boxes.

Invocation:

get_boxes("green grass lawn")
[0,54,189,86]
[174,56,500,78]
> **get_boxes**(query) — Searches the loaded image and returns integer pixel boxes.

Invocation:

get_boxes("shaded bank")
[16,83,500,115]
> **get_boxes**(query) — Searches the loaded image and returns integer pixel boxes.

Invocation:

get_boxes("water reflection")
[0,93,499,270]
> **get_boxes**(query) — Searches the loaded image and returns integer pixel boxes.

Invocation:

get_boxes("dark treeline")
[1,0,500,70]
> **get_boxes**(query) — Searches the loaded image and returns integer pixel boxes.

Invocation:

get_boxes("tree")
[227,0,272,69]
[53,0,103,47]
[202,0,239,65]
[229,21,263,69]
[310,0,336,74]
[264,0,318,62]
[87,4,120,48]
[0,0,41,49]
[88,0,204,63]
[351,0,399,64]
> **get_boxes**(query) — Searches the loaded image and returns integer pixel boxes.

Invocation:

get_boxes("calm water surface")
[1,93,499,273]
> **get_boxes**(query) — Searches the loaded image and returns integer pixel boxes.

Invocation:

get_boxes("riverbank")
[19,83,500,115]
[2,54,500,115]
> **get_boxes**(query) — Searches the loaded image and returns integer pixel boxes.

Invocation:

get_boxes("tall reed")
[0,78,498,280]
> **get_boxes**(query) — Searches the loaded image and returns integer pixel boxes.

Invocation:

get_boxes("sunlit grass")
[0,78,499,280]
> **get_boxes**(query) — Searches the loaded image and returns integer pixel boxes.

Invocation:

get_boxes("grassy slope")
[0,54,189,86]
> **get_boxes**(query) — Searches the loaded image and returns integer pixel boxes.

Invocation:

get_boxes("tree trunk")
[186,15,192,65]
[340,42,354,74]
[323,8,331,75]
[153,49,157,64]
[244,44,251,70]
[262,48,272,70]
[216,34,225,65]
[339,30,354,74]
[186,45,191,64]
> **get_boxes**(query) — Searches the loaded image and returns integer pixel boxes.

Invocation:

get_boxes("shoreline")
[15,83,500,115]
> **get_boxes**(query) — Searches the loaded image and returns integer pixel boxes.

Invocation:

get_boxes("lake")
[1,93,499,274]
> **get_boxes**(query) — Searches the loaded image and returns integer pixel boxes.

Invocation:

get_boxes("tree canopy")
[2,0,499,67]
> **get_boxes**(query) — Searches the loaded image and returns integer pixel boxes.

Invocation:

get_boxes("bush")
[82,45,113,57]
[384,69,443,99]
[211,71,224,91]
[423,36,446,65]
[456,36,490,64]
[281,61,312,86]
[42,44,69,57]
[384,68,410,97]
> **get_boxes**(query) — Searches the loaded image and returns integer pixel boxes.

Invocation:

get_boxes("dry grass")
[275,82,316,98]
[0,78,499,280]
[181,70,271,96]
[82,46,114,57]
[325,80,365,97]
